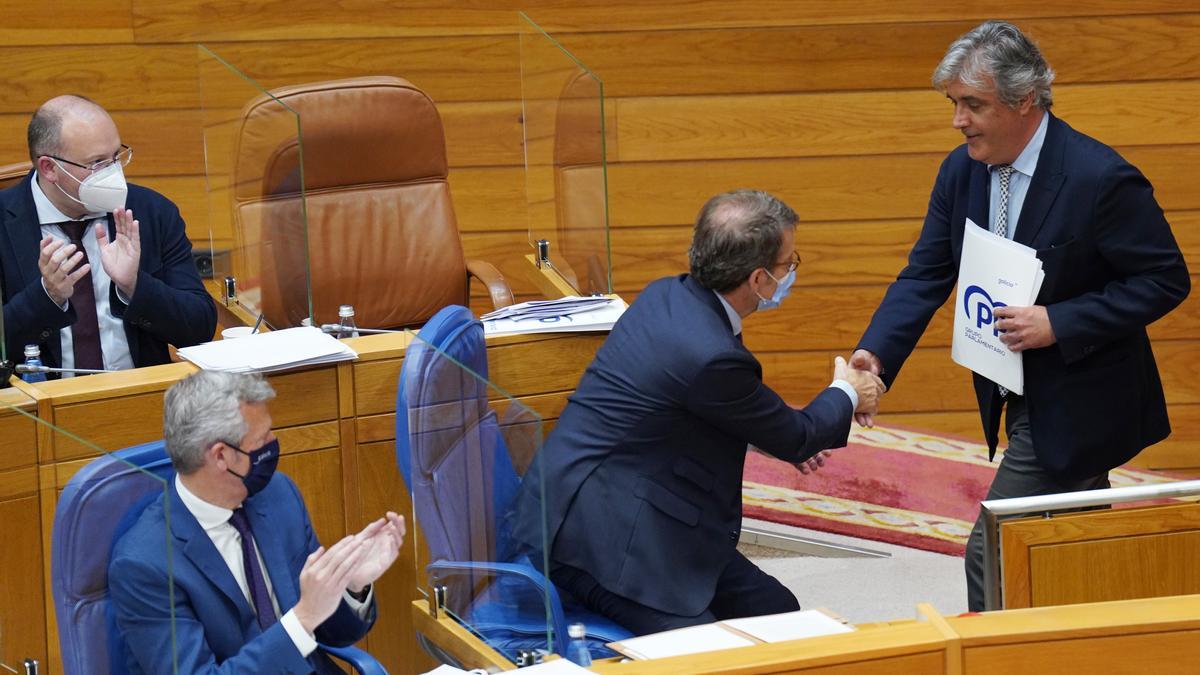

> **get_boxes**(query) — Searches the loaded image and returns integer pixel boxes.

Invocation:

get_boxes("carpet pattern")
[741,425,1179,556]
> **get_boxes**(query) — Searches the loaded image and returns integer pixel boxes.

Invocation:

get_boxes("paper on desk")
[422,660,593,674]
[483,297,627,337]
[950,219,1044,394]
[609,623,755,660]
[177,326,358,373]
[721,609,854,643]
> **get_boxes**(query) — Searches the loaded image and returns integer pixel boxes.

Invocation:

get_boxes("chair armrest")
[320,643,388,675]
[466,259,515,309]
[427,560,570,654]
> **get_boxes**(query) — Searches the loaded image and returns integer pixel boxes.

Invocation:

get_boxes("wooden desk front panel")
[963,628,1200,675]
[1001,502,1200,609]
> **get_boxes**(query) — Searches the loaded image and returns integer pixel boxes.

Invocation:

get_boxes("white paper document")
[177,326,358,373]
[609,623,756,660]
[421,660,594,674]
[721,609,854,643]
[951,219,1045,394]
[483,296,627,337]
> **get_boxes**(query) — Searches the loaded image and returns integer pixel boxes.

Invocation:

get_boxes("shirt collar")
[992,111,1048,178]
[176,473,236,532]
[713,290,743,337]
[30,175,104,224]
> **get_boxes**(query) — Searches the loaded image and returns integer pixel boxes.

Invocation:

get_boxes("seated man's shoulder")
[125,182,183,217]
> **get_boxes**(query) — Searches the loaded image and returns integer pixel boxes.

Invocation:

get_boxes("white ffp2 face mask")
[53,160,128,214]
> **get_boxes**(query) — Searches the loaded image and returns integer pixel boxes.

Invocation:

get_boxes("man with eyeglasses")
[513,189,884,636]
[0,94,215,375]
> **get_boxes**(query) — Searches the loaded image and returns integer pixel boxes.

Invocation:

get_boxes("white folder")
[950,219,1044,394]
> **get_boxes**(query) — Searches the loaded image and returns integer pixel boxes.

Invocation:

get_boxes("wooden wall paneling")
[1000,502,1200,609]
[0,465,44,670]
[354,439,435,675]
[612,82,1200,164]
[279,447,346,549]
[3,0,136,46]
[128,0,1195,44]
[0,45,198,114]
[558,15,1200,99]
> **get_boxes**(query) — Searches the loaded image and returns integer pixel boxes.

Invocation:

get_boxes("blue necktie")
[227,507,277,630]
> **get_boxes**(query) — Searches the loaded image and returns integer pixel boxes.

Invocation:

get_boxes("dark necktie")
[57,221,104,370]
[227,507,277,631]
[993,165,1015,398]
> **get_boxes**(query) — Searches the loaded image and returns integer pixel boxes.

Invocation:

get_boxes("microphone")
[317,324,404,335]
[15,363,112,375]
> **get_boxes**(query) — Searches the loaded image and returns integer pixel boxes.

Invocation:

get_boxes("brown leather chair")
[0,162,32,190]
[232,76,513,330]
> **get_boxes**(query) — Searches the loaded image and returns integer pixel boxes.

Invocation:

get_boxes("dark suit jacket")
[516,274,854,616]
[110,473,375,675]
[859,113,1190,480]
[0,171,215,369]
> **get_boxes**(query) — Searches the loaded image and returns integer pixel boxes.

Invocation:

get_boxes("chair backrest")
[0,161,32,190]
[397,305,523,570]
[232,76,469,330]
[51,442,174,675]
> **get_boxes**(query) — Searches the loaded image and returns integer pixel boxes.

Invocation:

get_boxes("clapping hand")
[97,208,140,297]
[346,512,406,594]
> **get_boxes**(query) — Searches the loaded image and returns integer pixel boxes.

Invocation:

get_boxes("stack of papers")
[177,326,358,373]
[607,609,854,660]
[951,219,1045,394]
[482,296,627,337]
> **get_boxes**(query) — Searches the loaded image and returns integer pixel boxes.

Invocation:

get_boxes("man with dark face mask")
[109,371,406,674]
[0,94,215,374]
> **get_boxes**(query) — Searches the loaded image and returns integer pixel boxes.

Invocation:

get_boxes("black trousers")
[552,550,800,636]
[965,395,1110,611]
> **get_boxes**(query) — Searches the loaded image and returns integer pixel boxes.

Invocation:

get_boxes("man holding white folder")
[850,21,1190,610]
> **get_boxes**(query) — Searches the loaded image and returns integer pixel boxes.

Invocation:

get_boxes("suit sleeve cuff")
[830,379,858,410]
[344,585,374,619]
[41,278,69,311]
[281,608,318,657]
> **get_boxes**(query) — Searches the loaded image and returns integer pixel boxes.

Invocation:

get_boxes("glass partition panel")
[520,12,613,296]
[198,45,312,330]
[400,330,555,662]
[0,398,179,673]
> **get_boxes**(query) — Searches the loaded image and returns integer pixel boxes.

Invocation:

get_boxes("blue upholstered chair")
[396,304,631,664]
[51,441,386,674]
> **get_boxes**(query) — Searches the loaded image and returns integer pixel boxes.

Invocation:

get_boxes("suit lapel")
[168,483,258,626]
[247,492,299,611]
[1014,114,1066,247]
[3,172,47,290]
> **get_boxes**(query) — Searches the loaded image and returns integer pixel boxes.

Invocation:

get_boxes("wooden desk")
[3,328,604,674]
[413,596,1200,675]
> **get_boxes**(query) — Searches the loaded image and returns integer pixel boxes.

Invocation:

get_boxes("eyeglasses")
[49,144,133,173]
[774,251,801,275]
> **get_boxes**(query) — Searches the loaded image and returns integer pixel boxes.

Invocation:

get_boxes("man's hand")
[97,208,140,297]
[795,449,832,475]
[834,356,886,425]
[346,512,406,594]
[849,349,882,375]
[293,536,365,634]
[994,305,1056,352]
[38,236,90,306]
[848,349,884,427]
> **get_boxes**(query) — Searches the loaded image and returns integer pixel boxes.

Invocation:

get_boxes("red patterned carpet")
[742,425,1179,556]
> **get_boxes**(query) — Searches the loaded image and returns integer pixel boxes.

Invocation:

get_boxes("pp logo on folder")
[963,285,1008,337]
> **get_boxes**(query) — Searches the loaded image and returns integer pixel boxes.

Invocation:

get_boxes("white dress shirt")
[712,290,858,409]
[30,179,134,374]
[175,476,372,658]
[988,111,1049,240]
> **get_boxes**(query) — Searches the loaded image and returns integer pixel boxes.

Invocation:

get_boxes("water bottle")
[566,622,592,667]
[21,344,47,383]
[336,305,360,339]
